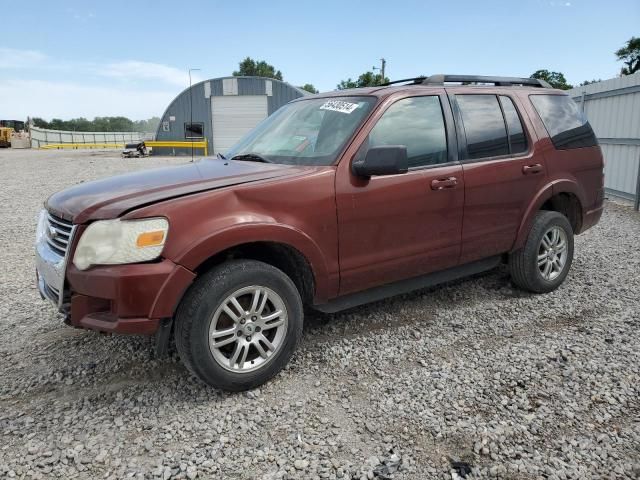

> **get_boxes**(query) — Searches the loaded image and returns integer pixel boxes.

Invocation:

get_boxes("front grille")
[45,212,73,258]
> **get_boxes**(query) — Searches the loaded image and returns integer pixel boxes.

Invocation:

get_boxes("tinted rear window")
[529,94,597,149]
[457,94,509,159]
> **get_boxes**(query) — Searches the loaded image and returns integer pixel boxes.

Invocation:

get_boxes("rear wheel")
[509,211,574,293]
[175,260,303,391]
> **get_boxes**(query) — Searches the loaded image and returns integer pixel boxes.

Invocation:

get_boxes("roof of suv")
[308,74,561,99]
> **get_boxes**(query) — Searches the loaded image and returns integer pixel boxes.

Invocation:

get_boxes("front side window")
[366,96,448,168]
[457,94,509,159]
[225,96,375,166]
[185,122,204,139]
[529,94,597,150]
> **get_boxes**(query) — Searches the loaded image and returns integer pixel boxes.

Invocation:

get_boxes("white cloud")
[66,8,96,21]
[0,47,47,69]
[101,61,199,87]
[0,49,201,119]
[0,79,175,120]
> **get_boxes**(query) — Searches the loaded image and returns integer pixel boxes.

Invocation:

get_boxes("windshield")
[224,96,376,166]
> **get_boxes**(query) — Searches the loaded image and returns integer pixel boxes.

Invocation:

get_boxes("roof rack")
[420,74,552,88]
[380,76,426,86]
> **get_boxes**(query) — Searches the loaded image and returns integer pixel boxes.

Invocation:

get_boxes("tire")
[509,211,574,294]
[174,260,304,391]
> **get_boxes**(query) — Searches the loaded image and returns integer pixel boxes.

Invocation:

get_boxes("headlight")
[73,218,169,271]
[35,209,48,245]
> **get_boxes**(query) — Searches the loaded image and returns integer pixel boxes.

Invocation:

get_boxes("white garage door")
[211,95,268,154]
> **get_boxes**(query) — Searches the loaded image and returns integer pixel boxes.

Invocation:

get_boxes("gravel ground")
[0,149,639,480]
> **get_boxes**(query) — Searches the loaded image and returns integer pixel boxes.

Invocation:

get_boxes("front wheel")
[509,211,574,293]
[175,260,303,391]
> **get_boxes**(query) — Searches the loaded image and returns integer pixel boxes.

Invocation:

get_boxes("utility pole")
[373,58,387,84]
[188,68,201,161]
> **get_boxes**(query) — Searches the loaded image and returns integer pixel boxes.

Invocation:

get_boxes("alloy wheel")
[537,226,568,281]
[208,286,288,373]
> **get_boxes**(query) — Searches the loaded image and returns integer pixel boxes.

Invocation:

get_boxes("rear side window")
[367,96,448,168]
[529,94,597,149]
[456,95,509,159]
[499,96,527,154]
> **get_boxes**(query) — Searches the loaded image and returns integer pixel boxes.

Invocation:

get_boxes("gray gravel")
[0,149,639,480]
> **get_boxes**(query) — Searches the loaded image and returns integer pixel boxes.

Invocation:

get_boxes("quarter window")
[529,94,597,149]
[499,96,527,154]
[367,96,448,168]
[457,94,509,159]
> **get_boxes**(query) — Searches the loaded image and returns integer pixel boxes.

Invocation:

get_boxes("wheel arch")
[513,182,584,251]
[175,224,330,305]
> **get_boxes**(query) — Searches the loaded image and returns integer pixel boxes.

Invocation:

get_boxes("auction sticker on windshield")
[320,100,360,114]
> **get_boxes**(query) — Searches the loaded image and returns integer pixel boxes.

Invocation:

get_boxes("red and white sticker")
[320,100,360,114]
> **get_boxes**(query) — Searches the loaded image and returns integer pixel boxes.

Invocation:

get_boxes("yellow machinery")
[0,127,14,148]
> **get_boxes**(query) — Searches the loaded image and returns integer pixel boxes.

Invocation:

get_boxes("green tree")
[233,57,283,80]
[31,117,49,129]
[29,116,160,132]
[299,84,319,94]
[337,71,390,90]
[530,70,573,90]
[615,36,640,75]
[133,117,161,132]
[579,79,602,86]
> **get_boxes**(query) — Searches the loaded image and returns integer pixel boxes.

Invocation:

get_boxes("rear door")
[336,91,464,295]
[449,90,548,263]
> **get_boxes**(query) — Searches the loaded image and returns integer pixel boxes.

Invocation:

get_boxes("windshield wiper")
[216,152,227,160]
[230,153,272,163]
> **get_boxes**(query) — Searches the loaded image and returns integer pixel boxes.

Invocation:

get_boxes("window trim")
[449,93,531,164]
[184,122,205,139]
[498,94,529,156]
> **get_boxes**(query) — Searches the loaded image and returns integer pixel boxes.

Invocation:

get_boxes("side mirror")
[352,145,408,177]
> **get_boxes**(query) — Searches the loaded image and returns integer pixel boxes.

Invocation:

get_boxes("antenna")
[188,68,201,162]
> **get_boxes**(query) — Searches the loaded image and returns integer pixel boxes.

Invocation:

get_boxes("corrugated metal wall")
[568,72,640,202]
[155,76,306,155]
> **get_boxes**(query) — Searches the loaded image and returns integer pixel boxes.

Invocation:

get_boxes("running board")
[314,256,502,314]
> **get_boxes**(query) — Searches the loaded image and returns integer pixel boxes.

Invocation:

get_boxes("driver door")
[335,92,464,295]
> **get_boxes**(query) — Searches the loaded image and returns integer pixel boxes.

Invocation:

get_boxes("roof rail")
[421,74,552,88]
[380,76,426,86]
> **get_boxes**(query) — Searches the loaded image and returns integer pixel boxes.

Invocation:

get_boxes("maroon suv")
[35,74,604,391]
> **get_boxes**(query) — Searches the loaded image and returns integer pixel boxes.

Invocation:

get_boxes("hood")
[47,159,310,224]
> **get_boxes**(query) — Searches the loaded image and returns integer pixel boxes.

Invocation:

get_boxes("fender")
[512,184,554,251]
[173,223,332,303]
[550,178,588,210]
[513,178,588,251]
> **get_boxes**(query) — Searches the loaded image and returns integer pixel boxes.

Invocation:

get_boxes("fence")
[30,126,153,148]
[568,72,640,210]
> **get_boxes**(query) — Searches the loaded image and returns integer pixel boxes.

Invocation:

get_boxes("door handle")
[430,177,458,190]
[522,164,543,174]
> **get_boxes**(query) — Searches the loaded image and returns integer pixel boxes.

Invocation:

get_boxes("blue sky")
[1,0,637,120]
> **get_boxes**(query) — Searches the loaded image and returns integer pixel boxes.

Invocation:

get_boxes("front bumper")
[36,240,70,309]
[36,225,195,335]
[65,260,195,335]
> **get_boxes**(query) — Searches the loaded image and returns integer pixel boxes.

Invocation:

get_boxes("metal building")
[568,72,640,207]
[155,76,307,155]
